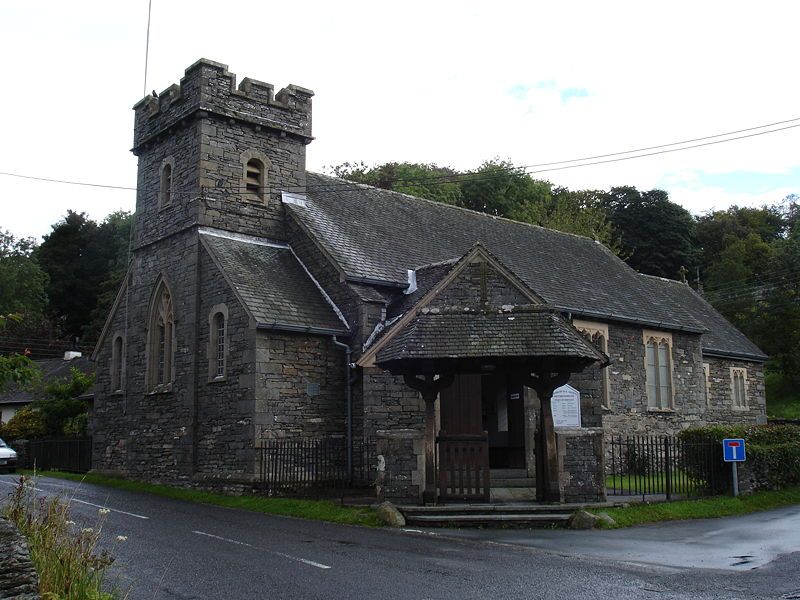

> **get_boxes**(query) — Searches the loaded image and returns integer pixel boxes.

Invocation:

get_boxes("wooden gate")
[437,432,490,501]
[437,374,490,502]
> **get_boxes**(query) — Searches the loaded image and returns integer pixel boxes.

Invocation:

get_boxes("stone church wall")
[567,321,766,439]
[254,331,346,441]
[93,230,201,483]
[92,276,131,475]
[194,245,257,482]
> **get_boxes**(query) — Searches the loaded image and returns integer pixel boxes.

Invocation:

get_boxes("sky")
[1,0,798,241]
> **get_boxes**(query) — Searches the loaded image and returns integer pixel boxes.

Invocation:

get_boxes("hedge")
[679,424,800,492]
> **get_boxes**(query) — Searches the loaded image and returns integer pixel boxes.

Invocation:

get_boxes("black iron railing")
[607,435,723,499]
[257,438,372,496]
[26,438,92,473]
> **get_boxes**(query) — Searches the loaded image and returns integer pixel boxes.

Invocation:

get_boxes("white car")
[0,438,17,473]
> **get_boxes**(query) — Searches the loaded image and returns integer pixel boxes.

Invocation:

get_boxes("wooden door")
[437,374,490,502]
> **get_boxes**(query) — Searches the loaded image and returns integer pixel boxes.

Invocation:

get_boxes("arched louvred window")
[246,159,264,197]
[148,280,175,390]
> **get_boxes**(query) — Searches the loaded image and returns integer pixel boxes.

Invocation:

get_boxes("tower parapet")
[132,58,313,153]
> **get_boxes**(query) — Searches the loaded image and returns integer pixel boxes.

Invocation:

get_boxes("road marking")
[192,530,331,570]
[0,479,149,520]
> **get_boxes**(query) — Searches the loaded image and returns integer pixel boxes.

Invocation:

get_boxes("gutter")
[331,336,356,484]
[255,322,347,337]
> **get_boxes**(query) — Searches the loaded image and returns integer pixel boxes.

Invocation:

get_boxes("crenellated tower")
[131,59,313,247]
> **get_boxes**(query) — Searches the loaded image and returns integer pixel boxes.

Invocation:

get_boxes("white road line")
[0,480,149,520]
[192,530,332,570]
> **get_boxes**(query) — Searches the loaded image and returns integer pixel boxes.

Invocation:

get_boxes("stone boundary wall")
[557,427,606,503]
[375,429,424,504]
[0,517,40,599]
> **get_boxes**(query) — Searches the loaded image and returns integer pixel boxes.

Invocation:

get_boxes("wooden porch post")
[403,373,454,504]
[525,371,570,503]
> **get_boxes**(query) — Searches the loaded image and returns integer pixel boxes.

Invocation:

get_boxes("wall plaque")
[551,384,581,428]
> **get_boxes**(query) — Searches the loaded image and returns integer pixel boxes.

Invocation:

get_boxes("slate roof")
[288,173,707,334]
[376,308,607,365]
[0,356,94,405]
[639,275,767,361]
[200,230,348,334]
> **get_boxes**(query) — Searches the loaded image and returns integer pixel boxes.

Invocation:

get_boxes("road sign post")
[722,438,746,497]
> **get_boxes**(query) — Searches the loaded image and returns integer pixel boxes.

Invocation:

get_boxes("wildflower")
[98,508,111,515]
[82,527,94,533]
[116,535,128,542]
[66,520,76,526]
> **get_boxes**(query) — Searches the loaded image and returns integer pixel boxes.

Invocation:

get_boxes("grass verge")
[4,477,118,599]
[599,486,800,528]
[22,470,382,527]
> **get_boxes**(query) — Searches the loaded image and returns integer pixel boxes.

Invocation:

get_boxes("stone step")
[405,513,571,527]
[399,501,616,515]
[490,478,535,488]
[490,468,528,479]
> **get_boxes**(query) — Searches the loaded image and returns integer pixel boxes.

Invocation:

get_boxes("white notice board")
[551,384,581,428]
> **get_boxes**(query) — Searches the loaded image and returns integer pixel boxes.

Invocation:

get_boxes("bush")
[679,424,800,492]
[0,407,46,442]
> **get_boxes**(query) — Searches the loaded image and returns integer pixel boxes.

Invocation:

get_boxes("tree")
[84,211,133,341]
[603,187,696,278]
[0,230,48,322]
[35,210,132,341]
[31,366,95,437]
[331,161,463,205]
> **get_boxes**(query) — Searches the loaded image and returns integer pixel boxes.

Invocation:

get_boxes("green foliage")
[0,230,49,322]
[27,470,383,527]
[0,352,39,393]
[35,210,132,340]
[32,366,95,437]
[599,486,800,528]
[331,161,462,205]
[679,424,800,491]
[4,477,119,599]
[765,371,800,419]
[0,407,46,441]
[602,186,696,278]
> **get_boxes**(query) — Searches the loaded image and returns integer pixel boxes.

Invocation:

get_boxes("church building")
[91,60,767,504]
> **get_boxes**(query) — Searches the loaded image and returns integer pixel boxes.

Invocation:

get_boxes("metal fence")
[607,435,724,500]
[257,438,373,496]
[26,438,92,473]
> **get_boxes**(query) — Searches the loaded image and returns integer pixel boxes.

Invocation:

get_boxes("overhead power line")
[1,117,799,195]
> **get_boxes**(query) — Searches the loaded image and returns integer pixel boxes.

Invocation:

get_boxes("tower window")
[159,157,175,209]
[246,159,264,196]
[240,150,270,202]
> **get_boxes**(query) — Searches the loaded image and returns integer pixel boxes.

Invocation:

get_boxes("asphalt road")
[1,474,799,600]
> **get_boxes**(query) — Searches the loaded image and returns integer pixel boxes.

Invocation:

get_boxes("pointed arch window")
[730,367,748,408]
[208,304,228,381]
[148,281,175,391]
[111,334,124,393]
[643,331,673,409]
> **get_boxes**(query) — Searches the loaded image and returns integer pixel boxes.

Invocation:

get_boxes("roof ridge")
[307,172,598,244]
[639,272,688,285]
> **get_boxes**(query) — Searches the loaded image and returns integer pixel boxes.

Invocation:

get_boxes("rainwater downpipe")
[332,336,354,484]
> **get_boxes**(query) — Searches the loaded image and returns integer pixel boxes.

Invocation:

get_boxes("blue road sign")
[722,438,746,462]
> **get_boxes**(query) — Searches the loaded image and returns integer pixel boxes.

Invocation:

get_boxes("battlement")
[132,59,313,151]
